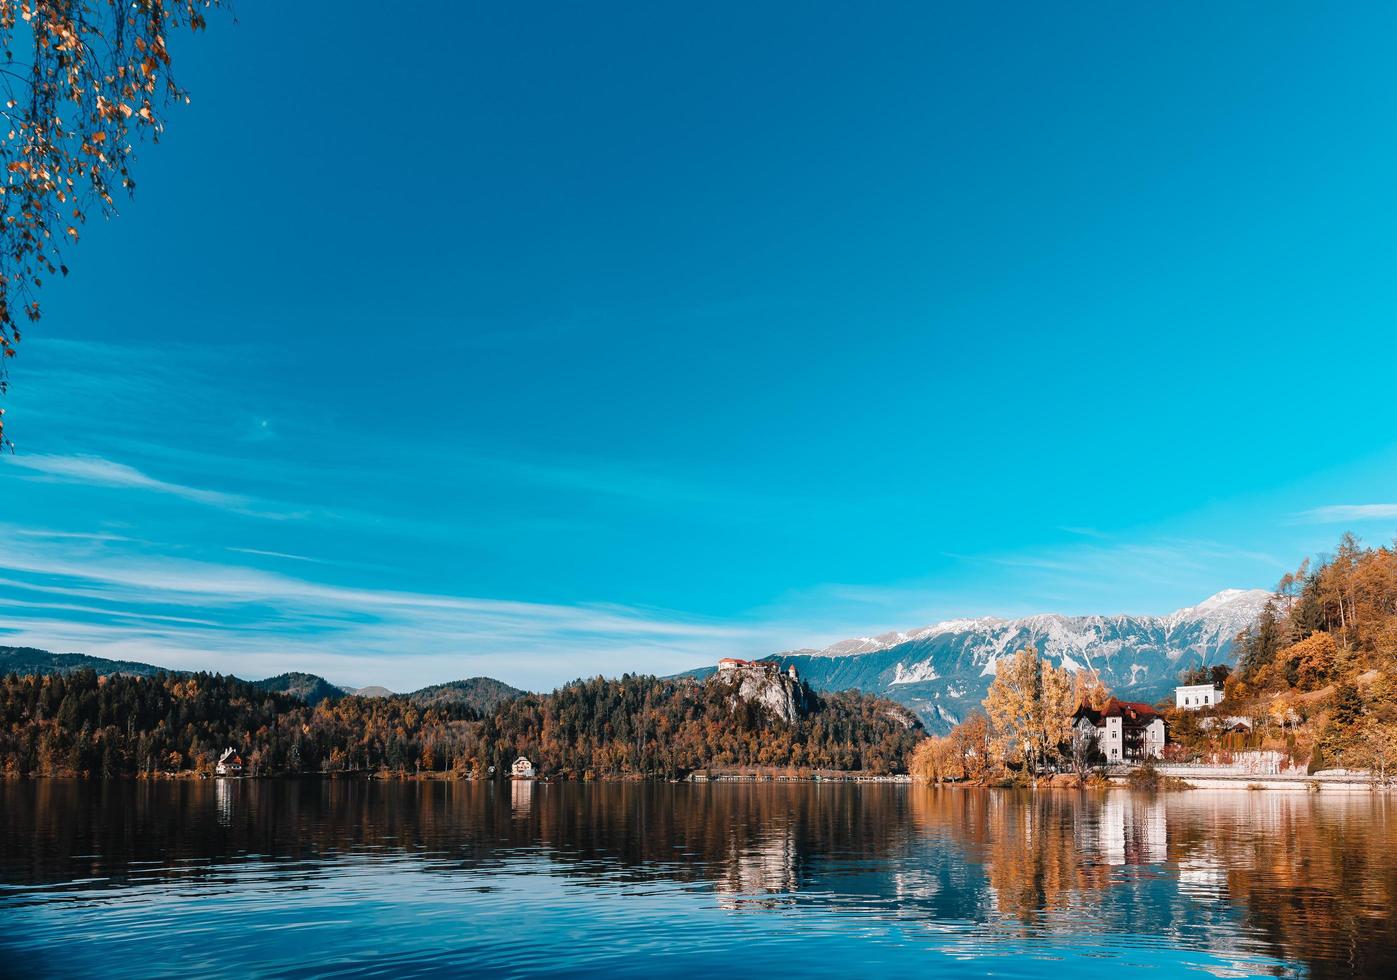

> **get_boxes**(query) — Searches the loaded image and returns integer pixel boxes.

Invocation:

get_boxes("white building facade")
[1175,684,1224,710]
[1074,700,1167,763]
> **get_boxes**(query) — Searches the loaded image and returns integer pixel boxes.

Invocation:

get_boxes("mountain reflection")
[2,780,1395,978]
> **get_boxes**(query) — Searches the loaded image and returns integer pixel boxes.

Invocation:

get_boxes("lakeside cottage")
[215,748,243,776]
[511,756,535,779]
[1175,683,1225,710]
[1200,716,1254,734]
[1074,699,1166,763]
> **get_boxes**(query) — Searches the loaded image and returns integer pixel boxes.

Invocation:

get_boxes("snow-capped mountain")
[770,589,1271,733]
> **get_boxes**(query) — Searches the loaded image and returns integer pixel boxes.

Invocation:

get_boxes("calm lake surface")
[2,781,1395,979]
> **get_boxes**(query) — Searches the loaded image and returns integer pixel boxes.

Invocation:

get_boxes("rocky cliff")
[710,659,812,724]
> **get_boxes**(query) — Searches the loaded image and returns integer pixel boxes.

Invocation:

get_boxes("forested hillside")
[480,675,921,778]
[1172,534,1397,773]
[0,647,170,679]
[0,671,478,778]
[0,647,522,713]
[253,672,345,707]
[409,677,525,713]
[0,669,921,779]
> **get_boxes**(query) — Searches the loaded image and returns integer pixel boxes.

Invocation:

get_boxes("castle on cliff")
[717,658,799,681]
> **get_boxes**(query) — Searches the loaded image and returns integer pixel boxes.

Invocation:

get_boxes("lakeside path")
[1125,766,1387,791]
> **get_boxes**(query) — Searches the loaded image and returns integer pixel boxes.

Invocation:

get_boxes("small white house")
[511,756,535,779]
[1175,684,1224,710]
[215,747,243,776]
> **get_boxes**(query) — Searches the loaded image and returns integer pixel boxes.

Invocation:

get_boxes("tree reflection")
[1165,792,1397,980]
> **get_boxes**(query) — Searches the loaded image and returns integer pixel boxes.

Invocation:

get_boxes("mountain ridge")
[783,589,1268,660]
[724,589,1272,733]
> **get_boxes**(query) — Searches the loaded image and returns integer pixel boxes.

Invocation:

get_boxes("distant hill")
[252,672,344,707]
[1,647,345,708]
[0,644,525,713]
[408,677,525,713]
[1,646,173,678]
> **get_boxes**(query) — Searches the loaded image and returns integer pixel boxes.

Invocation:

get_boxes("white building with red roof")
[1073,698,1166,763]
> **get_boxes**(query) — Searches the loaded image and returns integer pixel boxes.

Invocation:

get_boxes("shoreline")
[6,771,1392,790]
[0,769,914,784]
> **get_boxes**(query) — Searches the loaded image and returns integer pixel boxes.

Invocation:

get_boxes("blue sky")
[3,2,1397,690]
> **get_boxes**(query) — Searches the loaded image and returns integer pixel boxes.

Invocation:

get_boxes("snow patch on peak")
[799,617,1006,658]
[921,616,1006,638]
[1168,588,1271,621]
[1163,589,1272,642]
[1197,588,1254,609]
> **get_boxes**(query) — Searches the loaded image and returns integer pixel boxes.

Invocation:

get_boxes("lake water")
[1,780,1394,979]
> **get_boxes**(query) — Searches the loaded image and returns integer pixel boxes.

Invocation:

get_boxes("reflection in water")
[0,780,1393,978]
[1098,793,1167,865]
[716,823,797,909]
[214,776,235,828]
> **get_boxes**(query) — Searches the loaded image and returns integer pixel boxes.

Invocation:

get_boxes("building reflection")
[1097,794,1166,865]
[715,824,798,909]
[215,776,233,829]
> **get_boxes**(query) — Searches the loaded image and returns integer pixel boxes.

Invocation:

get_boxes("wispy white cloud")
[5,453,312,521]
[0,595,221,627]
[0,529,781,690]
[9,454,250,509]
[0,518,1305,692]
[1302,503,1397,523]
[14,528,133,542]
[226,546,323,563]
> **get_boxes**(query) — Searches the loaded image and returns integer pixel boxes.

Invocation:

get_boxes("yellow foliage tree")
[1073,669,1112,711]
[909,736,961,783]
[983,646,1076,776]
[1282,632,1340,691]
[950,713,991,779]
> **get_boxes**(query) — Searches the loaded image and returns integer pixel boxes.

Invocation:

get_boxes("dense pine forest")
[0,669,922,779]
